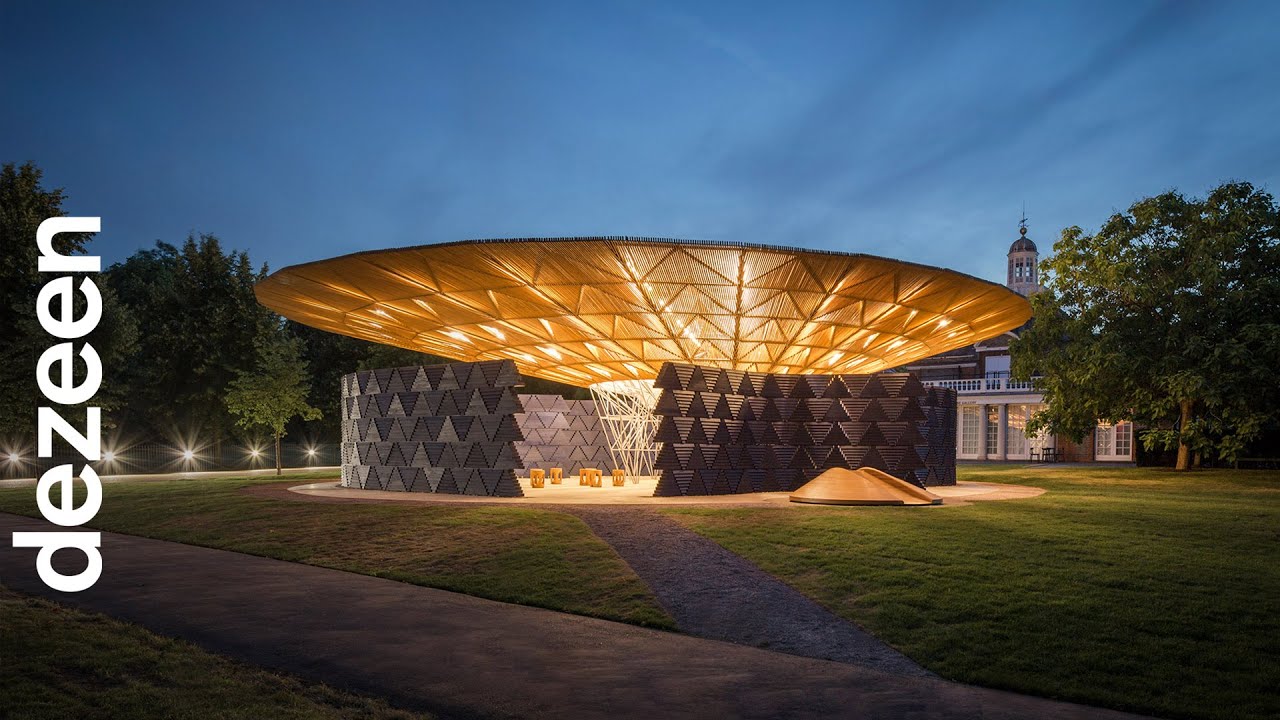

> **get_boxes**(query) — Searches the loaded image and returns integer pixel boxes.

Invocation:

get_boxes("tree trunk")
[1175,399,1193,471]
[275,432,282,476]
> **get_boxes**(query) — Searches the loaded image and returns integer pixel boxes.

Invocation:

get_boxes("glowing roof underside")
[255,237,1031,387]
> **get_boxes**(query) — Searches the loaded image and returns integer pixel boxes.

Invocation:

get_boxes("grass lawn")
[662,465,1280,720]
[0,584,427,719]
[0,473,672,630]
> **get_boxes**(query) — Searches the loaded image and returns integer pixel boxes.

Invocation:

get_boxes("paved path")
[0,513,1146,719]
[566,507,929,676]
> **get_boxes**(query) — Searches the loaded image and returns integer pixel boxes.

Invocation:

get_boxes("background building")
[902,222,1136,463]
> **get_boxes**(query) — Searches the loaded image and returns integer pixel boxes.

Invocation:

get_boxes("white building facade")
[904,223,1136,464]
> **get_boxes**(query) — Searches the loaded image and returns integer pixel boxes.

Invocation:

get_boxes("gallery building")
[902,224,1135,463]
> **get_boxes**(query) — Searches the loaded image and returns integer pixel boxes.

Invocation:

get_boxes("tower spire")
[1007,207,1039,296]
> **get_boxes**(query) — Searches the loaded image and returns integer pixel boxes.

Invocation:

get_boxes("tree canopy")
[225,333,322,474]
[0,162,138,437]
[106,235,275,442]
[1012,181,1280,469]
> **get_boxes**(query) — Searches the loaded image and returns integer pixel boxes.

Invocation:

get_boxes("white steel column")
[589,379,661,479]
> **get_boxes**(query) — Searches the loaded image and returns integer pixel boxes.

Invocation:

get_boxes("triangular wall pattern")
[512,396,614,475]
[652,362,956,496]
[340,359,525,496]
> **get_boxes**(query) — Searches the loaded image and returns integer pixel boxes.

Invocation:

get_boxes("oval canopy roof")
[256,237,1031,387]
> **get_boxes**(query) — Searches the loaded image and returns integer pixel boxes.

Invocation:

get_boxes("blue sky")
[3,0,1278,284]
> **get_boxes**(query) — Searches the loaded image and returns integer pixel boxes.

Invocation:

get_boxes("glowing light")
[102,451,115,463]
[258,239,1033,385]
[306,447,317,456]
[181,449,195,461]
[249,448,261,457]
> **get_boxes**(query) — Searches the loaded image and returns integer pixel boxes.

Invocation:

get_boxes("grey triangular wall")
[652,362,956,496]
[340,359,525,497]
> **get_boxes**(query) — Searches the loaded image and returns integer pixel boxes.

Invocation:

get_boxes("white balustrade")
[920,377,1042,394]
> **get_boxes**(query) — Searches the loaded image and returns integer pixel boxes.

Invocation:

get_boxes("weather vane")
[1019,203,1028,232]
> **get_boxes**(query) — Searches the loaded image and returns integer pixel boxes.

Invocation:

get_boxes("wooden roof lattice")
[256,237,1031,387]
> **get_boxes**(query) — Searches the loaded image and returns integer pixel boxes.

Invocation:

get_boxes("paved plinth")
[0,513,1144,720]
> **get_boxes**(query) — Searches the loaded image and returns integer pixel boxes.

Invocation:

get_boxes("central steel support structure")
[589,379,661,479]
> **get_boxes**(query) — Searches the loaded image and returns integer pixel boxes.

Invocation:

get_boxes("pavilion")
[256,237,1030,497]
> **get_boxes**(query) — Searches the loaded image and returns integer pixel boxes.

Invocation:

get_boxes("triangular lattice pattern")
[257,238,1032,387]
[651,362,956,496]
[513,395,614,475]
[340,360,525,496]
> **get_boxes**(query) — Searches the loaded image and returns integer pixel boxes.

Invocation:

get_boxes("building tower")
[1006,217,1040,296]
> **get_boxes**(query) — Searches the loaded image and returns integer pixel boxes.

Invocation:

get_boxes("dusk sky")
[3,0,1278,284]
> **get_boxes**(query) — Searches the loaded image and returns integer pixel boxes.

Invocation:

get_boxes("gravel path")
[565,506,931,677]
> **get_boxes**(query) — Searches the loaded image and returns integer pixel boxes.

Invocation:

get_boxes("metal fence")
[0,441,341,480]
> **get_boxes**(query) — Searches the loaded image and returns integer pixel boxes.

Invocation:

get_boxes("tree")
[0,162,138,437]
[106,235,274,443]
[1012,182,1280,470]
[225,333,321,474]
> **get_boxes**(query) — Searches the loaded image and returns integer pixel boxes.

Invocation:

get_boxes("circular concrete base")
[286,477,1045,507]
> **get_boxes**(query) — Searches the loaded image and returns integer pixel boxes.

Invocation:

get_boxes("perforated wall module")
[651,362,956,496]
[513,395,614,475]
[340,359,525,496]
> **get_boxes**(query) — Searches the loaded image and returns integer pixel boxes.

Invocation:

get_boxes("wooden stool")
[591,471,603,488]
[580,468,600,486]
[612,469,625,487]
[549,467,563,484]
[530,469,545,488]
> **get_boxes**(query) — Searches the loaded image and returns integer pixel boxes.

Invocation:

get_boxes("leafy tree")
[226,333,321,474]
[106,235,275,443]
[1012,182,1280,470]
[0,162,138,437]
